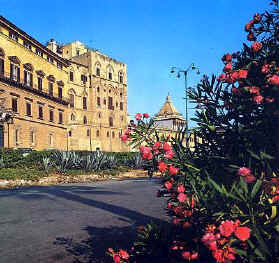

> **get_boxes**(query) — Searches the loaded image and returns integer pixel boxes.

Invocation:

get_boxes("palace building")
[0,16,129,152]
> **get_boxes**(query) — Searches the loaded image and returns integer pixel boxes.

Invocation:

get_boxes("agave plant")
[127,153,145,169]
[42,156,52,174]
[51,151,78,173]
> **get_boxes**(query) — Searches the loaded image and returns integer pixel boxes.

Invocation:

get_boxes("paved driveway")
[0,178,169,263]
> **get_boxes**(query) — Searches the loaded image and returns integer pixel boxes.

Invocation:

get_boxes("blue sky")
[1,0,271,127]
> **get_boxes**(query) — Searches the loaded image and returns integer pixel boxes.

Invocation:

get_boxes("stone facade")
[0,16,129,152]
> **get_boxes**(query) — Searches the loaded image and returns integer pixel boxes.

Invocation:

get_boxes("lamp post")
[170,63,200,148]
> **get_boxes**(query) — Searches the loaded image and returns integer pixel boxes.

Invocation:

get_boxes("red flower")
[247,32,256,41]
[243,174,256,183]
[183,222,192,228]
[173,218,181,225]
[247,86,260,95]
[121,135,128,142]
[217,73,226,82]
[222,53,232,63]
[140,146,153,160]
[251,42,262,52]
[266,97,275,103]
[262,64,270,74]
[164,181,172,191]
[238,69,248,79]
[158,162,168,173]
[135,113,142,120]
[245,20,254,32]
[191,252,199,260]
[154,149,160,155]
[253,13,262,23]
[169,166,179,175]
[213,249,225,262]
[164,150,174,159]
[232,87,241,95]
[143,113,149,118]
[124,129,131,135]
[272,195,279,203]
[268,75,279,85]
[178,193,188,203]
[181,251,191,260]
[153,141,161,150]
[219,220,235,237]
[234,226,251,241]
[113,254,121,263]
[253,95,264,104]
[119,249,130,260]
[223,63,232,73]
[238,167,251,177]
[163,142,172,152]
[177,184,185,193]
[202,233,217,246]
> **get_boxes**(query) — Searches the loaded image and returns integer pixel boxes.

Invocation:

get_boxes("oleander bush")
[110,2,279,263]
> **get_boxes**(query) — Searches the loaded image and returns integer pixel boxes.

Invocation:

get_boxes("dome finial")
[166,92,171,102]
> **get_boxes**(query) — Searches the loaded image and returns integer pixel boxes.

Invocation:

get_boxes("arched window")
[96,130,100,137]
[112,131,115,138]
[95,62,101,76]
[107,65,113,80]
[107,131,109,137]
[71,113,76,121]
[0,47,5,76]
[83,116,87,124]
[109,117,113,127]
[119,71,123,83]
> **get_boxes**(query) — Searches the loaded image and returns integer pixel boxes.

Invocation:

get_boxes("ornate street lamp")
[170,63,200,148]
[0,98,14,148]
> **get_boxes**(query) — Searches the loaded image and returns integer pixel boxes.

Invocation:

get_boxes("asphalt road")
[0,178,169,263]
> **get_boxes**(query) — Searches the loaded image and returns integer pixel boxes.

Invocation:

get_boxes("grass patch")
[0,168,45,181]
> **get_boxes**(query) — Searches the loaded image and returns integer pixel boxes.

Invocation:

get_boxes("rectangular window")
[0,58,4,76]
[36,48,43,57]
[49,110,54,122]
[24,70,33,87]
[69,94,74,108]
[96,68,100,76]
[26,102,31,116]
[47,56,54,63]
[70,71,74,81]
[9,31,18,42]
[108,96,113,110]
[48,82,53,96]
[12,98,18,112]
[10,63,20,82]
[58,87,63,99]
[58,112,63,124]
[120,102,123,111]
[57,62,62,69]
[38,105,43,120]
[97,97,101,106]
[81,75,87,83]
[23,41,31,50]
[38,77,42,91]
[108,72,112,80]
[83,97,87,110]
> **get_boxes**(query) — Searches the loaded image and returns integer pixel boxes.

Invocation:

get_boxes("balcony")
[0,71,69,105]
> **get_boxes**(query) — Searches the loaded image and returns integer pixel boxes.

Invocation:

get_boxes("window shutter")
[24,70,27,85]
[10,63,13,79]
[17,66,20,82]
[0,59,4,75]
[30,73,33,87]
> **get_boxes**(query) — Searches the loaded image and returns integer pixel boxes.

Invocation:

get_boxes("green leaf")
[247,150,261,160]
[260,152,274,160]
[239,177,248,197]
[208,177,224,194]
[251,180,262,200]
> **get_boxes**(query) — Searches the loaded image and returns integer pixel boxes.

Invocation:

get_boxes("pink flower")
[238,167,251,177]
[120,135,128,142]
[253,95,264,104]
[202,233,217,246]
[119,249,130,260]
[268,75,279,85]
[163,142,172,152]
[164,150,174,159]
[158,162,168,173]
[177,184,185,193]
[219,220,235,237]
[262,64,270,74]
[217,73,226,82]
[234,226,251,241]
[135,113,142,120]
[266,97,275,103]
[143,113,149,118]
[164,181,172,191]
[251,42,262,52]
[245,20,254,32]
[178,193,187,203]
[222,53,232,63]
[172,218,181,225]
[140,146,153,160]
